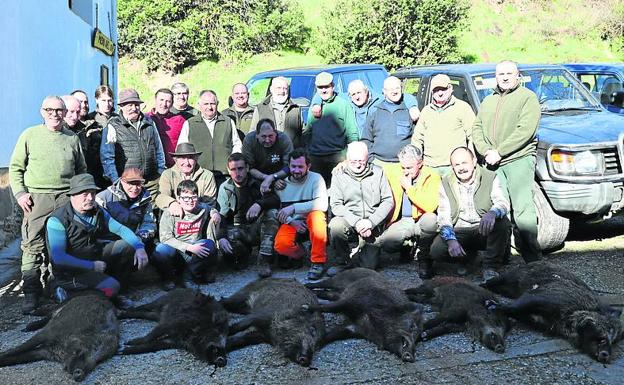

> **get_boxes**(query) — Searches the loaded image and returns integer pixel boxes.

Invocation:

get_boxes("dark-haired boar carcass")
[405,277,511,353]
[0,293,118,382]
[483,262,623,363]
[305,267,380,300]
[305,271,423,362]
[220,278,325,367]
[119,288,229,367]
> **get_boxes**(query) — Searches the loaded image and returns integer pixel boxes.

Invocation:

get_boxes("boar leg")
[490,294,556,318]
[126,324,170,346]
[229,314,270,334]
[22,316,52,332]
[220,294,251,314]
[320,325,360,346]
[305,300,348,314]
[421,322,465,340]
[404,286,434,303]
[0,347,47,366]
[226,330,267,351]
[314,291,341,301]
[118,308,160,321]
[424,310,466,330]
[120,339,177,355]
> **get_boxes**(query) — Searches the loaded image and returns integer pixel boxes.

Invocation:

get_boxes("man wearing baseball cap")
[46,174,149,302]
[304,71,358,186]
[411,74,475,175]
[100,88,166,201]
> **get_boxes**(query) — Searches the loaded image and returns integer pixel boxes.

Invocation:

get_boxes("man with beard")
[250,76,303,147]
[328,142,393,274]
[170,82,198,117]
[215,153,280,278]
[100,88,166,200]
[242,119,293,193]
[178,90,242,187]
[427,147,511,281]
[46,174,148,300]
[412,74,475,175]
[274,149,328,280]
[472,60,542,263]
[147,88,188,167]
[10,95,87,313]
[156,143,217,218]
[222,83,254,139]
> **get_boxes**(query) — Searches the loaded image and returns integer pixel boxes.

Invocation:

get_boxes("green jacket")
[222,105,255,135]
[304,93,359,156]
[155,165,217,211]
[472,85,540,165]
[10,125,86,198]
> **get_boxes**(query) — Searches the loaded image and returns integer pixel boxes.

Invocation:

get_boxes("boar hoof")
[402,352,415,362]
[420,331,429,341]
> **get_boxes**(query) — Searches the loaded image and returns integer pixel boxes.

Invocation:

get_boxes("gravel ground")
[0,218,622,385]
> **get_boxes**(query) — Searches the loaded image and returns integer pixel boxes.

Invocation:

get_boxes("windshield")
[472,69,602,112]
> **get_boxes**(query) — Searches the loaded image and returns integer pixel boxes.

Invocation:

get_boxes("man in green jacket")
[9,95,87,314]
[472,60,541,263]
[222,83,254,140]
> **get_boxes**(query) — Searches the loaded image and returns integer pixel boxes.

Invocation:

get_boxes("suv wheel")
[534,183,569,251]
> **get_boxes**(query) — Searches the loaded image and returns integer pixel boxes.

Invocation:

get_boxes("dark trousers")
[310,152,345,188]
[328,216,383,270]
[222,209,279,266]
[429,217,511,268]
[152,240,217,281]
[53,240,135,298]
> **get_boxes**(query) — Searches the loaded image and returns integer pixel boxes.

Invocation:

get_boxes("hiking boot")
[307,263,325,281]
[417,259,434,280]
[21,293,39,315]
[257,254,273,278]
[482,268,500,283]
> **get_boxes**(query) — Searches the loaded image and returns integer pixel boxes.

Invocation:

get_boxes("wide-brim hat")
[170,142,203,157]
[118,88,143,105]
[67,174,99,195]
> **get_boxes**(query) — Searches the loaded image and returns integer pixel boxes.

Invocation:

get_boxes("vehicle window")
[403,77,422,97]
[580,73,622,107]
[365,70,388,92]
[472,69,601,112]
[448,76,473,109]
[339,72,369,93]
[288,76,316,102]
[248,78,271,105]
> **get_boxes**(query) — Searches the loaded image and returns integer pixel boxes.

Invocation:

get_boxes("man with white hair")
[250,76,303,147]
[9,95,87,313]
[328,141,393,274]
[170,82,198,117]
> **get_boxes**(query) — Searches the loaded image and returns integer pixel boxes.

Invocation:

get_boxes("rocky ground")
[0,218,622,385]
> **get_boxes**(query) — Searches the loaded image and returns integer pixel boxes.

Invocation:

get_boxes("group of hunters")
[9,60,542,315]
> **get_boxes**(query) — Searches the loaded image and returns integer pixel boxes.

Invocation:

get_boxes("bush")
[314,0,469,70]
[118,0,309,73]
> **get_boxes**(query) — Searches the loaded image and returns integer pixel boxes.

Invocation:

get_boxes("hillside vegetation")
[119,0,624,105]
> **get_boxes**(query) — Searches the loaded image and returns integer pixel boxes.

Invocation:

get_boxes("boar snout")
[72,368,85,382]
[597,349,611,363]
[214,355,227,367]
[401,352,415,362]
[297,352,311,367]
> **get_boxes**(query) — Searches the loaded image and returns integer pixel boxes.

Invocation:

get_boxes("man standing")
[274,149,328,280]
[472,60,542,262]
[381,145,439,264]
[47,174,148,300]
[100,88,166,200]
[242,119,293,193]
[9,96,87,313]
[215,153,280,278]
[147,88,187,167]
[412,74,475,174]
[71,89,90,123]
[304,72,359,186]
[178,90,242,187]
[170,82,198,117]
[328,142,393,273]
[156,143,217,218]
[222,83,255,139]
[250,76,303,147]
[428,147,511,281]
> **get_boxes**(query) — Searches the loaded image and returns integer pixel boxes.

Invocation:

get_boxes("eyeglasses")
[42,108,65,115]
[178,195,198,202]
[348,159,367,165]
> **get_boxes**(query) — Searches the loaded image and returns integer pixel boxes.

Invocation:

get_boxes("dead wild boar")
[305,272,423,362]
[220,278,325,367]
[0,293,118,382]
[483,262,623,363]
[305,267,380,300]
[405,277,511,353]
[119,288,229,367]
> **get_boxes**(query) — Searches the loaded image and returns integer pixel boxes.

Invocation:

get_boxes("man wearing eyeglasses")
[100,88,166,202]
[327,141,393,275]
[9,95,87,314]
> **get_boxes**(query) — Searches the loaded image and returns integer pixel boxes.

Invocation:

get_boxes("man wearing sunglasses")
[9,95,87,314]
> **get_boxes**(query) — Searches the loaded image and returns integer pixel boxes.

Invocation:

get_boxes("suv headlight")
[550,149,605,176]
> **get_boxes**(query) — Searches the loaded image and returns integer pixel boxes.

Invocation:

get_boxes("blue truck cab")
[564,63,624,114]
[246,64,388,121]
[394,64,624,250]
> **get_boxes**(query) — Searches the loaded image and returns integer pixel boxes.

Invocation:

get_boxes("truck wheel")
[534,183,569,251]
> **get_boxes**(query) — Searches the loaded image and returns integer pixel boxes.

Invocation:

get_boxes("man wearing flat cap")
[412,74,475,175]
[100,88,166,201]
[46,174,149,302]
[156,142,218,219]
[304,71,358,186]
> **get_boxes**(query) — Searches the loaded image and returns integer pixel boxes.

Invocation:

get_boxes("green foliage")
[118,0,309,73]
[313,0,469,70]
